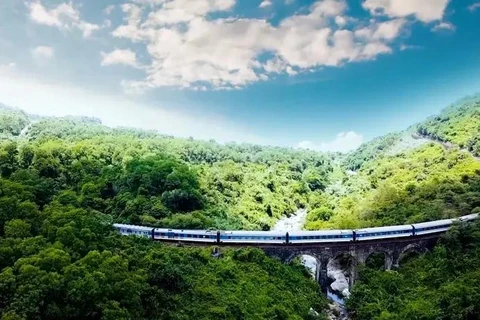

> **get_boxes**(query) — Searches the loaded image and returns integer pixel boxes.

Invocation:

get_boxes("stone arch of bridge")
[395,243,429,267]
[364,248,394,270]
[286,253,322,281]
[327,251,359,288]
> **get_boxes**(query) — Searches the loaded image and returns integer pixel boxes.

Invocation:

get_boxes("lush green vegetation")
[2,96,480,319]
[347,220,480,320]
[417,95,480,155]
[0,211,325,319]
[0,106,332,231]
[343,132,402,171]
[0,107,327,319]
[340,96,480,319]
[306,142,480,229]
[304,97,480,230]
[0,106,29,138]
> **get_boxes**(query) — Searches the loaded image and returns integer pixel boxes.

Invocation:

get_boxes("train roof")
[113,224,153,231]
[290,230,353,236]
[221,230,286,236]
[412,218,453,228]
[154,228,217,234]
[355,224,412,233]
[454,213,479,222]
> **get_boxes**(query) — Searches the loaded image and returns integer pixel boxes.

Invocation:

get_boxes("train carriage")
[113,224,153,238]
[453,213,479,222]
[153,228,218,243]
[412,218,453,236]
[354,225,413,241]
[288,230,353,243]
[219,231,287,244]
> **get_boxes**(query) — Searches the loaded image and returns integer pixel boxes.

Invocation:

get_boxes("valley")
[1,95,480,319]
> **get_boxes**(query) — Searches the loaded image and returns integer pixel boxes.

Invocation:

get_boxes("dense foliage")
[417,95,480,155]
[0,107,327,319]
[340,96,480,319]
[343,133,402,171]
[0,106,29,138]
[0,211,325,319]
[304,98,480,230]
[347,220,480,320]
[306,143,480,229]
[0,106,332,231]
[2,96,480,319]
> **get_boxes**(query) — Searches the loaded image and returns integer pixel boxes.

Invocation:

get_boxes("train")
[113,213,478,245]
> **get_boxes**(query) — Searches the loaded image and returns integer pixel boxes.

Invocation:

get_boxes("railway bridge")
[260,234,439,291]
[115,214,479,292]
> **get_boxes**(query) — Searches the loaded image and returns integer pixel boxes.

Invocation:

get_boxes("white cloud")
[372,18,406,40]
[31,46,54,60]
[101,49,140,68]
[362,0,449,23]
[467,2,480,12]
[335,16,347,27]
[0,68,265,144]
[111,0,408,91]
[259,0,272,8]
[104,5,115,15]
[432,21,455,32]
[28,1,100,38]
[468,2,480,12]
[145,0,236,25]
[297,131,364,153]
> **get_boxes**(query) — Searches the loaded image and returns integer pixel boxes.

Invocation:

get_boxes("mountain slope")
[0,107,329,319]
[0,108,334,231]
[417,95,480,155]
[306,96,480,229]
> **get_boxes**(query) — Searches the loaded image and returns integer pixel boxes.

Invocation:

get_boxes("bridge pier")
[318,255,330,293]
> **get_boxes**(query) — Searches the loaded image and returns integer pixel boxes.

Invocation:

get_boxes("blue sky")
[0,0,479,151]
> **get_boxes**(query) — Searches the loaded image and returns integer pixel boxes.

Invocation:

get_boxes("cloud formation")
[468,2,480,12]
[362,0,449,22]
[432,21,455,32]
[101,49,141,68]
[25,0,453,92]
[259,1,273,8]
[109,0,432,91]
[28,1,100,38]
[297,131,364,153]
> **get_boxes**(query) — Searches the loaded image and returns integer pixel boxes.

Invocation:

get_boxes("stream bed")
[272,209,349,319]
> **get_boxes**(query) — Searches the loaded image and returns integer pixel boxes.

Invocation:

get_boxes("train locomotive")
[113,213,478,245]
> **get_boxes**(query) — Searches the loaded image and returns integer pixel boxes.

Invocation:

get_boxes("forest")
[0,105,329,319]
[1,95,480,319]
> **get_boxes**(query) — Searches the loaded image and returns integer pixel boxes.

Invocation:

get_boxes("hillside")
[0,106,329,319]
[348,220,480,319]
[305,96,480,230]
[0,107,333,232]
[338,96,480,319]
[417,95,480,155]
[2,95,480,319]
